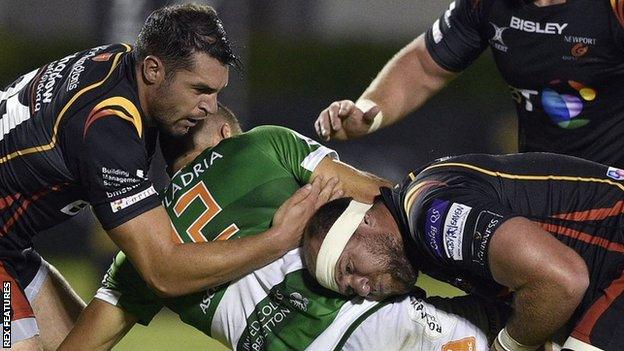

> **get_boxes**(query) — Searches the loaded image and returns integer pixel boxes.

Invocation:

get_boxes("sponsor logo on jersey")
[408,296,446,340]
[509,16,568,35]
[33,52,79,112]
[607,167,624,181]
[92,52,114,62]
[443,203,472,261]
[489,23,509,52]
[425,199,449,258]
[570,43,589,57]
[199,288,217,314]
[60,200,89,216]
[288,292,309,312]
[239,289,294,351]
[472,211,502,266]
[67,46,107,91]
[442,336,477,351]
[110,185,156,213]
[100,167,144,197]
[562,36,596,61]
[510,80,596,129]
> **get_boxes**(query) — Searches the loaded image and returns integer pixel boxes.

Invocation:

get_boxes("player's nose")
[198,95,218,117]
[351,275,371,297]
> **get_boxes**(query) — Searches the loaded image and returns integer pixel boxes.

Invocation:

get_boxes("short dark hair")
[135,3,240,75]
[302,197,353,274]
[160,102,242,167]
[215,103,242,135]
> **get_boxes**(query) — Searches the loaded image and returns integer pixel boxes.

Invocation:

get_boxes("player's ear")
[220,123,232,139]
[141,55,166,85]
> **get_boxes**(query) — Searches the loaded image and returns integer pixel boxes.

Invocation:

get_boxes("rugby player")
[59,106,509,351]
[0,4,321,350]
[314,0,624,167]
[303,153,624,350]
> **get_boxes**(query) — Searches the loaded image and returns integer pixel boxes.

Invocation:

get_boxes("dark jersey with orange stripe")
[382,153,624,319]
[425,0,624,167]
[0,44,160,249]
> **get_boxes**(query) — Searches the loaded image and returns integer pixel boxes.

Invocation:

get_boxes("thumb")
[362,105,381,124]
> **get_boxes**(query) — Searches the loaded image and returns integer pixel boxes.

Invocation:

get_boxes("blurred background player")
[315,0,624,167]
[60,105,508,351]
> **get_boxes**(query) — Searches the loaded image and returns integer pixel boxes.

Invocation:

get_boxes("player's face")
[152,52,229,136]
[333,211,417,300]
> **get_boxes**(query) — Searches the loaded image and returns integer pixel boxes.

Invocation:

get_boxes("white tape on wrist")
[355,99,384,133]
[315,200,373,292]
[562,336,603,351]
[496,328,539,351]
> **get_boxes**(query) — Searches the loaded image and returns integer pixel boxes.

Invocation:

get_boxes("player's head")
[160,102,242,174]
[303,197,417,301]
[135,3,241,136]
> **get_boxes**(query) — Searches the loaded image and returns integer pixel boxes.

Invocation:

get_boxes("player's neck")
[169,150,203,176]
[532,0,566,7]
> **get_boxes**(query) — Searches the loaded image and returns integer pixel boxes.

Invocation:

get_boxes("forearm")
[359,34,454,128]
[505,281,584,346]
[488,217,589,348]
[312,157,391,204]
[59,299,137,351]
[146,227,288,296]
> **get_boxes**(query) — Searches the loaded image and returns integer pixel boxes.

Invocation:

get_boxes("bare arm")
[312,156,392,203]
[315,34,456,141]
[58,299,138,351]
[109,177,336,297]
[488,217,589,346]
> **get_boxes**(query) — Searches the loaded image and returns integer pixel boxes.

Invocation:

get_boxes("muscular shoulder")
[59,46,144,142]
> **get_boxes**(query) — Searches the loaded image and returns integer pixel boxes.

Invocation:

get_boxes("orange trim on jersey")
[612,0,624,28]
[423,162,624,192]
[551,200,624,221]
[83,96,143,139]
[214,224,240,241]
[0,184,64,235]
[534,221,624,254]
[0,193,20,210]
[0,263,34,320]
[572,270,624,343]
[403,180,446,214]
[0,44,132,165]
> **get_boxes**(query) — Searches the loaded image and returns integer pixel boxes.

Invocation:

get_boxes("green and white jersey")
[95,126,497,350]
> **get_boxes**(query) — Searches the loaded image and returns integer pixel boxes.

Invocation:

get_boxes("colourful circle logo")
[541,80,596,129]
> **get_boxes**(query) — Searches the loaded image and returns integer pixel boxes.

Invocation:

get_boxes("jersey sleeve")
[424,0,489,72]
[95,252,164,326]
[407,177,515,278]
[250,125,339,184]
[78,113,161,230]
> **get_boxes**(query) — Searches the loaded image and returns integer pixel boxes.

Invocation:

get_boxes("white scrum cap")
[314,200,373,292]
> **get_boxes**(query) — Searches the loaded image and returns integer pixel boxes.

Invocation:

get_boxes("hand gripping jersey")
[383,152,624,349]
[96,126,503,351]
[426,0,624,167]
[0,44,160,248]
